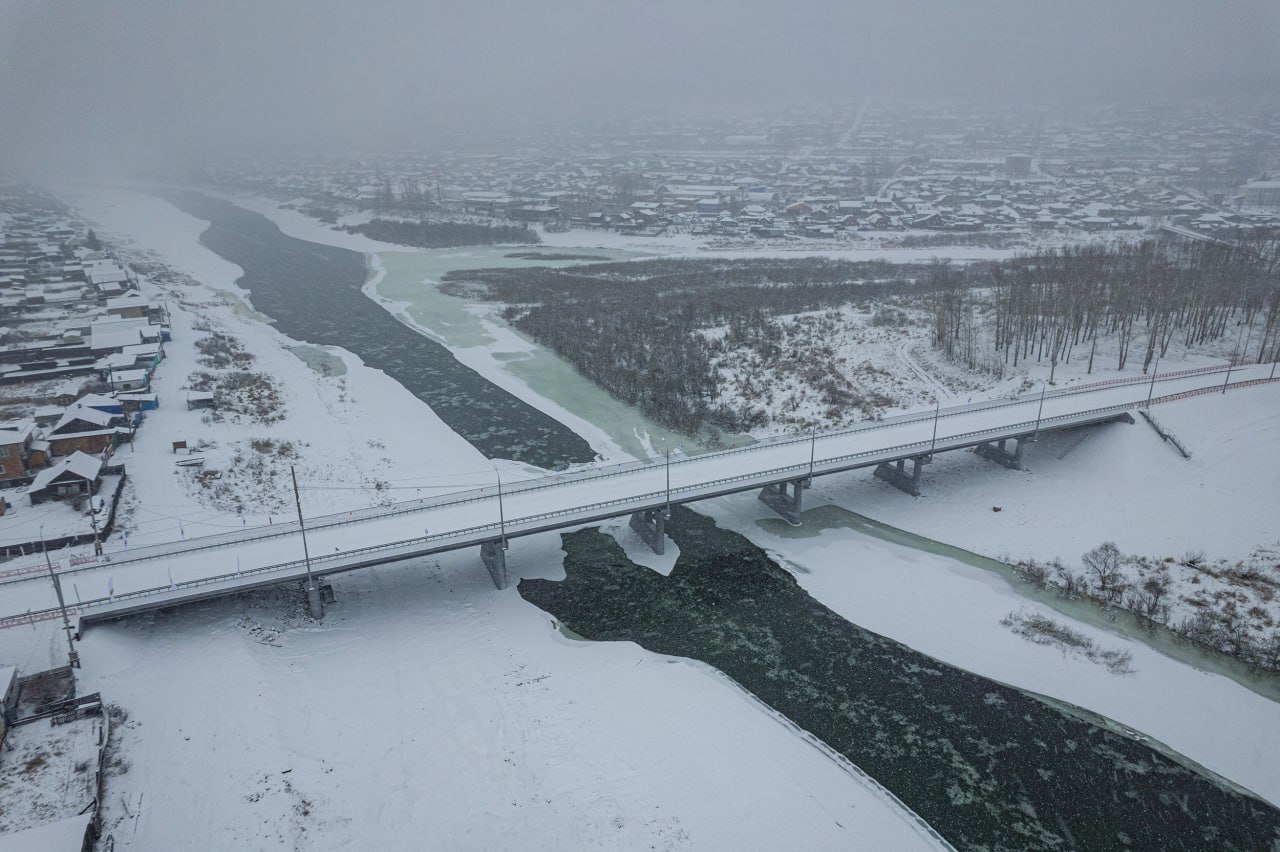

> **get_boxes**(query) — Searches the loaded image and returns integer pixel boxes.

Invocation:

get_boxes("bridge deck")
[1,363,1273,628]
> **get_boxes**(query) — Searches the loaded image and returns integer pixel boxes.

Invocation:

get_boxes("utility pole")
[89,499,102,556]
[929,401,940,455]
[41,526,78,669]
[1033,382,1047,438]
[290,466,322,618]
[494,466,507,549]
[664,444,672,516]
[1145,356,1160,408]
[808,427,817,480]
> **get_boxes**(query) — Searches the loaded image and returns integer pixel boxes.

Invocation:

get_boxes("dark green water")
[158,190,595,469]
[521,507,1280,851]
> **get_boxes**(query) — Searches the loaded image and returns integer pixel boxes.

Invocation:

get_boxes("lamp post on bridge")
[494,465,507,549]
[808,426,817,480]
[664,439,672,517]
[40,525,78,669]
[929,401,940,456]
[1145,356,1160,408]
[290,466,322,619]
[1033,382,1047,439]
[1223,321,1252,394]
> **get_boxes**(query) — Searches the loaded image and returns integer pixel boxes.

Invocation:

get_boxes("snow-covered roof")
[89,327,143,352]
[28,450,102,492]
[0,812,94,851]
[52,405,115,432]
[0,420,34,445]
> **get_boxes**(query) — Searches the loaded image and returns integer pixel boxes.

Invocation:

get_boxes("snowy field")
[0,185,1272,848]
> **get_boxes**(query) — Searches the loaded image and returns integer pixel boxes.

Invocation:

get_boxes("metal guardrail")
[5,368,1274,626]
[39,362,1252,584]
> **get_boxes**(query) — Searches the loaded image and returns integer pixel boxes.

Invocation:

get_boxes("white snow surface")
[30,185,943,849]
[0,186,1270,847]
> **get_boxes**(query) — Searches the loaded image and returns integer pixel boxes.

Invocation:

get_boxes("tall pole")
[1145,356,1160,408]
[665,445,672,516]
[89,499,102,556]
[808,427,817,480]
[929,401,940,455]
[1224,322,1246,393]
[1034,382,1047,438]
[495,466,507,549]
[290,466,314,584]
[41,526,78,668]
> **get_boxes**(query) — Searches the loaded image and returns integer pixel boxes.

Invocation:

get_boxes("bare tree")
[1082,542,1126,603]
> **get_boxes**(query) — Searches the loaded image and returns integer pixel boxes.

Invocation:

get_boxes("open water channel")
[164,190,1280,850]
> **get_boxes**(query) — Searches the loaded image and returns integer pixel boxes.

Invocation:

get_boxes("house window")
[0,446,10,459]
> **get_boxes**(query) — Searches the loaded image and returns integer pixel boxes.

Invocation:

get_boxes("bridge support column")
[481,541,508,590]
[974,436,1026,470]
[629,509,668,555]
[874,455,929,496]
[306,579,325,619]
[759,479,807,525]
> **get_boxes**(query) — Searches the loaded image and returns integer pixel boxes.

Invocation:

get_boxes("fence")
[0,471,128,559]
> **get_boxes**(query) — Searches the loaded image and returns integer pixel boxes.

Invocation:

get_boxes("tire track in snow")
[895,339,952,402]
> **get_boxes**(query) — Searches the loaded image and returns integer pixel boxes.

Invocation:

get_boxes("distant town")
[206,101,1280,243]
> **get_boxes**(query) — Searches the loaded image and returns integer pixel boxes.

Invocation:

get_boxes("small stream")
[521,506,1280,851]
[159,189,596,469]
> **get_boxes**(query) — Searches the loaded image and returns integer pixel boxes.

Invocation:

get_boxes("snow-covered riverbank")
[12,185,1272,847]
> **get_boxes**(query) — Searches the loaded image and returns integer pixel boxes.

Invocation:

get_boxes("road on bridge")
[0,362,1274,626]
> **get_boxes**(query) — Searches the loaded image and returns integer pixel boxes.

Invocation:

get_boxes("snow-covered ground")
[73,536,939,851]
[1,185,1272,847]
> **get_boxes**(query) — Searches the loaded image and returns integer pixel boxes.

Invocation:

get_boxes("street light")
[40,525,79,669]
[662,438,672,516]
[929,401,940,456]
[289,466,314,585]
[290,466,324,619]
[1146,356,1160,408]
[808,426,817,480]
[1033,382,1047,438]
[494,465,507,549]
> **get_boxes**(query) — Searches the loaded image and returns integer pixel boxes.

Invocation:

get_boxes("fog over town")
[1,2,1279,850]
[3,0,1279,174]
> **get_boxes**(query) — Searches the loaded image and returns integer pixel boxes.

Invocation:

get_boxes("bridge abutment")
[629,509,668,555]
[974,436,1026,470]
[759,479,807,525]
[874,455,929,496]
[482,541,509,590]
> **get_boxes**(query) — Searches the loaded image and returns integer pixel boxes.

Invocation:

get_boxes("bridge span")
[1,362,1275,630]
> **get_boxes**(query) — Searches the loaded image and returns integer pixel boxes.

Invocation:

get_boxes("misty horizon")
[2,0,1280,177]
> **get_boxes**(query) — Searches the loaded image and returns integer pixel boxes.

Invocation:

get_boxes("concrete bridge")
[1,362,1274,631]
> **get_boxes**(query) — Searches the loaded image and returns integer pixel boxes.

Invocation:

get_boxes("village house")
[46,404,128,457]
[0,421,35,486]
[27,450,102,506]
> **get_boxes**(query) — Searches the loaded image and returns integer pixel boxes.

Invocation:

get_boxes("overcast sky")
[2,0,1278,177]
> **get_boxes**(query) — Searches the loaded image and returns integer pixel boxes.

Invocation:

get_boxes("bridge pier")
[629,508,668,555]
[481,541,509,590]
[874,455,929,496]
[759,478,807,525]
[974,436,1026,470]
[306,579,325,619]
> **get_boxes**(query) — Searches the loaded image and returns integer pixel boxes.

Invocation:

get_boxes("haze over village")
[0,2,1278,850]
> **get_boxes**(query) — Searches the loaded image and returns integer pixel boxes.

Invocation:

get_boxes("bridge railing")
[21,383,1273,627]
[18,362,1271,588]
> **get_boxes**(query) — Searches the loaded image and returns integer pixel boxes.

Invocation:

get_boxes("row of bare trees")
[932,236,1280,374]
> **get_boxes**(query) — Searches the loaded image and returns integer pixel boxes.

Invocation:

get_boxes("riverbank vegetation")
[1013,541,1280,674]
[444,257,978,438]
[931,237,1280,376]
[344,218,539,248]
